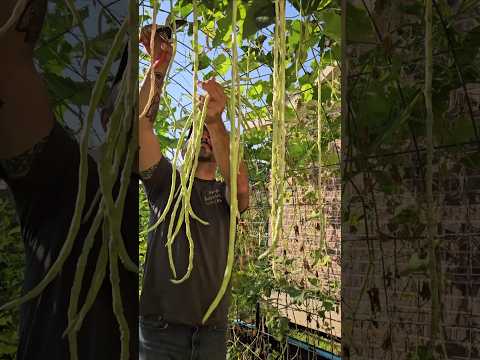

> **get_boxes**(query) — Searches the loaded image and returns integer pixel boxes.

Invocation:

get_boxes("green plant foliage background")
[0,195,23,359]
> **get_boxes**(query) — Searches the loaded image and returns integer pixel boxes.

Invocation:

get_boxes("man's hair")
[101,44,129,131]
[15,0,48,47]
[113,44,129,86]
[186,125,208,141]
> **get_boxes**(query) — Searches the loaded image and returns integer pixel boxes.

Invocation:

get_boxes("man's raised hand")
[199,78,227,124]
[139,24,173,73]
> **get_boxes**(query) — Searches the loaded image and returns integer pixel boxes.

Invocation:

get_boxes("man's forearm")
[139,66,165,126]
[0,61,53,159]
[138,66,167,171]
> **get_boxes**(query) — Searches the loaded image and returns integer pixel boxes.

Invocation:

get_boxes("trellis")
[139,0,342,357]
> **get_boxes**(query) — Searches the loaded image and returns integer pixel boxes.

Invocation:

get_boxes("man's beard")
[198,147,214,162]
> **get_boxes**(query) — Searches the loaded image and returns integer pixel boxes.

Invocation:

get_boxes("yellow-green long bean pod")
[180,97,211,226]
[165,95,210,279]
[139,0,159,120]
[171,95,211,284]
[145,113,194,234]
[0,0,29,36]
[166,195,184,278]
[317,53,325,252]
[64,201,105,359]
[108,4,138,355]
[108,222,130,360]
[163,0,210,281]
[258,0,286,261]
[64,210,108,338]
[202,0,242,324]
[99,94,137,273]
[64,0,96,70]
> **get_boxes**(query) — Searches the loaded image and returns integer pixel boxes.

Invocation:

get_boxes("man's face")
[198,128,215,162]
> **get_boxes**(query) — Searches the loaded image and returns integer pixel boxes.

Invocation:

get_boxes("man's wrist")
[205,113,223,127]
[152,71,165,90]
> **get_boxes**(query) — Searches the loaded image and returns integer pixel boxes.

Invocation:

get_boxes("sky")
[138,0,307,140]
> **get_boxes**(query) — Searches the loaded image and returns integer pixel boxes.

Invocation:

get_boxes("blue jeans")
[139,316,227,360]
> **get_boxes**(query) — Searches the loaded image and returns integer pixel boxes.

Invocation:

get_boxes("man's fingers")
[140,25,174,59]
[200,79,224,100]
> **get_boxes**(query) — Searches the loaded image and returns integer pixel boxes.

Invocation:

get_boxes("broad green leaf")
[198,52,211,70]
[317,9,340,42]
[242,0,275,39]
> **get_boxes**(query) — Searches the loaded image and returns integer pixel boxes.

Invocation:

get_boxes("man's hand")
[197,78,249,212]
[138,24,174,172]
[199,78,227,124]
[139,24,173,73]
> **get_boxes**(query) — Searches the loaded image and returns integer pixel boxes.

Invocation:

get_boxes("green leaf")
[289,0,332,15]
[247,81,266,100]
[301,83,314,102]
[369,90,422,152]
[242,0,275,39]
[198,52,211,70]
[317,9,340,42]
[345,3,375,43]
[44,73,93,106]
[214,54,231,76]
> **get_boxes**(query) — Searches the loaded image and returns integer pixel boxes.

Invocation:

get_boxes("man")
[0,1,137,358]
[138,25,249,359]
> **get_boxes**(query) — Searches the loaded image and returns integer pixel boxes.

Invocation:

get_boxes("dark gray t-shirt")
[140,157,231,326]
[0,123,138,360]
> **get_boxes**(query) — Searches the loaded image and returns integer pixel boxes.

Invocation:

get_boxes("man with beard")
[0,1,137,358]
[138,25,249,359]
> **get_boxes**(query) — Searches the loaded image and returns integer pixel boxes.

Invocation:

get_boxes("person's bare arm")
[201,79,249,212]
[0,2,53,161]
[138,26,172,173]
[139,66,165,172]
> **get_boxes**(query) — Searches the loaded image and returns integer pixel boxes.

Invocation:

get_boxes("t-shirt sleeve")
[0,122,81,191]
[140,157,178,205]
[222,182,248,214]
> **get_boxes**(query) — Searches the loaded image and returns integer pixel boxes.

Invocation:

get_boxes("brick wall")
[279,173,341,299]
[342,144,480,359]
[343,1,480,357]
[270,170,342,337]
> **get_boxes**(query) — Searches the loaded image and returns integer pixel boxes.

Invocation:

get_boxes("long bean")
[317,52,325,252]
[202,0,242,323]
[424,0,440,345]
[171,95,210,284]
[108,220,130,360]
[64,201,104,359]
[0,0,29,36]
[258,0,287,261]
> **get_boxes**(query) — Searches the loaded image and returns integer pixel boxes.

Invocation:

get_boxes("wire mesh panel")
[343,1,480,359]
